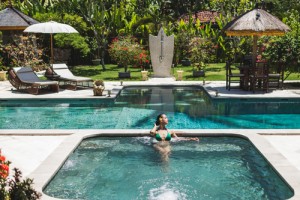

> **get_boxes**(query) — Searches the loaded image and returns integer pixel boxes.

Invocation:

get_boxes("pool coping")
[25,129,300,200]
[2,82,300,101]
[2,82,300,199]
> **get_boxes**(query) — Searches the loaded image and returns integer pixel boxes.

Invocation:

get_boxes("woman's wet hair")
[155,113,165,126]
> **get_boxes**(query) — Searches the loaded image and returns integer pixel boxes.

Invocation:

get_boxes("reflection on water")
[1,86,300,129]
[116,86,214,117]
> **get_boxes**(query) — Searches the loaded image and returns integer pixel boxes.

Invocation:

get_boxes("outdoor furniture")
[249,62,269,93]
[268,62,284,90]
[48,64,93,90]
[226,61,245,90]
[242,55,253,68]
[8,67,59,95]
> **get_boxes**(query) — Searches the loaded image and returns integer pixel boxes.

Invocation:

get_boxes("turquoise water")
[1,86,300,129]
[44,137,293,199]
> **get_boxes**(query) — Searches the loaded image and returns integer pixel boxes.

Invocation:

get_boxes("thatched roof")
[0,7,39,31]
[224,8,290,36]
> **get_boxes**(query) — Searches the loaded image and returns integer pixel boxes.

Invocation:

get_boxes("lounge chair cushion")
[14,67,58,85]
[52,64,92,81]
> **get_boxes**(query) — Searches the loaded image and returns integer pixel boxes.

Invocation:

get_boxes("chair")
[249,62,269,93]
[8,67,59,95]
[242,54,253,68]
[226,61,245,91]
[268,62,284,90]
[47,64,93,90]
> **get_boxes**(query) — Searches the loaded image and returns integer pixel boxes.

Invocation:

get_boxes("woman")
[150,113,199,162]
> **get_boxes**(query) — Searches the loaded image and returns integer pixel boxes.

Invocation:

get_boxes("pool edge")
[24,129,300,200]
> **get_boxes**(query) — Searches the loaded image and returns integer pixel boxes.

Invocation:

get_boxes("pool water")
[1,86,300,129]
[44,137,293,200]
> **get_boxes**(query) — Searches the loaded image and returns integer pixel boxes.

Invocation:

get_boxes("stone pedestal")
[0,71,7,81]
[177,70,183,81]
[141,71,148,81]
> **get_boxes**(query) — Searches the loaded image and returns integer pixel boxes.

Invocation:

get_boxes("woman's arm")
[150,124,158,136]
[171,130,179,139]
[172,131,199,141]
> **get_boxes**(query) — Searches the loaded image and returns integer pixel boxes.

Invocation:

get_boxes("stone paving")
[1,79,300,199]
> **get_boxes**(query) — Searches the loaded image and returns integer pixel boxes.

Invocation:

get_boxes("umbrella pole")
[252,36,258,67]
[50,33,54,67]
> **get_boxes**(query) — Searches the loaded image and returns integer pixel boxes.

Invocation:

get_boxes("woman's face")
[160,114,168,125]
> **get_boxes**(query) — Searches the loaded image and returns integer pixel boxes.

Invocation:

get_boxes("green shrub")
[0,151,41,200]
[189,37,216,70]
[108,36,148,72]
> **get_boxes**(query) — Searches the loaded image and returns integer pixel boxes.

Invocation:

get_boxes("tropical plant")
[0,35,47,70]
[189,37,215,70]
[1,150,41,200]
[135,50,150,70]
[174,19,195,64]
[0,35,5,71]
[262,10,300,77]
[108,36,145,72]
[0,150,9,199]
[9,0,300,68]
[0,56,6,71]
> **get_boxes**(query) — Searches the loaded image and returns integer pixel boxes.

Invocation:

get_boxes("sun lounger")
[8,67,59,95]
[47,64,93,90]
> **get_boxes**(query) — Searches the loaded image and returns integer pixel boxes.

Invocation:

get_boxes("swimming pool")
[43,136,293,199]
[1,86,300,129]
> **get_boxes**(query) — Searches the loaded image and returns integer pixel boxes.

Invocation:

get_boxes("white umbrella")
[23,21,78,64]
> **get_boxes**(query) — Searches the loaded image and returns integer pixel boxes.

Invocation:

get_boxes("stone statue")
[149,28,174,77]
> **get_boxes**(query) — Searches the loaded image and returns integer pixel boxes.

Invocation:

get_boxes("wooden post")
[50,33,54,66]
[252,36,258,67]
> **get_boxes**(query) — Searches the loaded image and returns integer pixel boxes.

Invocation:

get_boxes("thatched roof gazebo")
[0,5,39,44]
[223,8,290,65]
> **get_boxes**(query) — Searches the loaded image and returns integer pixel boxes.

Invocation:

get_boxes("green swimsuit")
[155,131,172,141]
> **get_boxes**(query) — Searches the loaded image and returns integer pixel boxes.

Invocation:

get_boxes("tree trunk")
[252,36,258,67]
[101,49,106,70]
[82,14,106,70]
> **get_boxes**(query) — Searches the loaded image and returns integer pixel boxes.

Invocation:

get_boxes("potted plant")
[108,36,145,78]
[189,37,212,77]
[93,80,105,96]
[192,62,205,77]
[175,31,192,67]
[92,58,101,66]
[181,58,191,66]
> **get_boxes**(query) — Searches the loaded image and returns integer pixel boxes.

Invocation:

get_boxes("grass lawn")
[71,63,300,81]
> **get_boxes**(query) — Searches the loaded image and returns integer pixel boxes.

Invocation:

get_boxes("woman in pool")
[150,113,199,162]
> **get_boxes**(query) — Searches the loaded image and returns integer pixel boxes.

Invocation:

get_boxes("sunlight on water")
[1,86,300,129]
[148,183,186,200]
[44,137,293,200]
